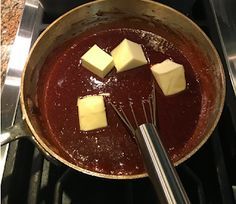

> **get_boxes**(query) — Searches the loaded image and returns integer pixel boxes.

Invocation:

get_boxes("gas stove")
[1,0,236,203]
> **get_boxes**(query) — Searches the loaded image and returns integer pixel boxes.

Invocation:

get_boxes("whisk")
[109,83,190,204]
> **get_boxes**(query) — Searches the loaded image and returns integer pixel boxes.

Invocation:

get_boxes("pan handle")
[0,120,32,146]
[135,123,190,204]
[1,120,62,166]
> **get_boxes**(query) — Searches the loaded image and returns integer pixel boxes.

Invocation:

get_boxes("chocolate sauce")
[37,28,201,175]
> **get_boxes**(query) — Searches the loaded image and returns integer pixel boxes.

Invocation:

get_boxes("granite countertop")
[1,0,25,85]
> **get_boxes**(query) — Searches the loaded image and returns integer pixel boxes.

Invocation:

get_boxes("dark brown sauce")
[37,28,201,175]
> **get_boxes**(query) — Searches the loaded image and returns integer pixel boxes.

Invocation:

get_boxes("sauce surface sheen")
[37,28,202,175]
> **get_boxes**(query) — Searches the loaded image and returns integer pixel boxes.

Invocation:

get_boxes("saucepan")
[1,0,225,180]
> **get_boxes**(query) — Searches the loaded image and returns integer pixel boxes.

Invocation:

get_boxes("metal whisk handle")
[135,123,190,204]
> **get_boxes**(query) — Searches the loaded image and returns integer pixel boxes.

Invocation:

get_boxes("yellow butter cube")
[111,39,148,72]
[151,59,186,96]
[77,95,108,131]
[81,45,114,78]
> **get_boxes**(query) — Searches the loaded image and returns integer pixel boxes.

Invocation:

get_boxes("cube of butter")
[77,95,108,131]
[111,39,148,72]
[151,59,186,96]
[81,45,114,78]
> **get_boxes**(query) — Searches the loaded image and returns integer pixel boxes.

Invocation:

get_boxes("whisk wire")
[148,98,153,124]
[152,82,157,126]
[109,82,157,134]
[142,100,149,123]
[109,102,135,135]
[129,102,139,129]
[120,106,136,135]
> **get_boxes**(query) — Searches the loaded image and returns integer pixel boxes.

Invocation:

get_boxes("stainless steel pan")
[1,0,225,179]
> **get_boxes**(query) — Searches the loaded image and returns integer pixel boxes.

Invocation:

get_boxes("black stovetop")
[2,0,236,203]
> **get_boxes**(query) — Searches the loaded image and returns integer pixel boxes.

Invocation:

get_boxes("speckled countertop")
[1,0,25,84]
